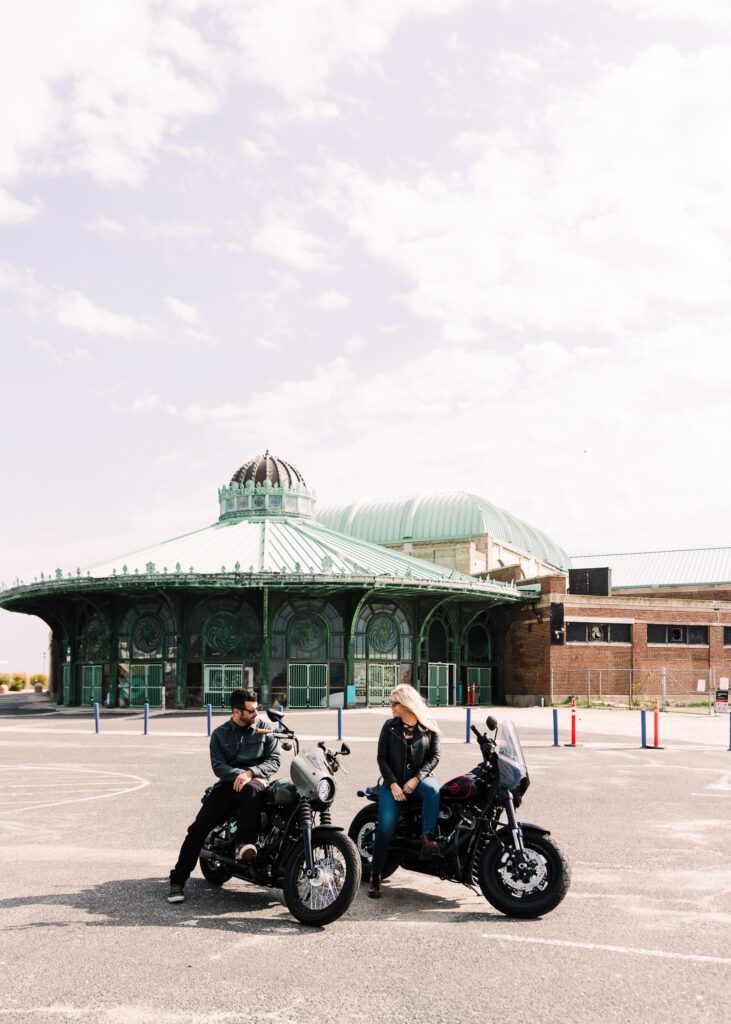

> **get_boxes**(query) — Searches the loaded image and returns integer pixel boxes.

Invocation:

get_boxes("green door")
[130,664,164,708]
[288,664,328,708]
[368,664,400,706]
[81,665,102,705]
[203,664,248,708]
[427,663,453,706]
[62,665,72,705]
[465,666,492,704]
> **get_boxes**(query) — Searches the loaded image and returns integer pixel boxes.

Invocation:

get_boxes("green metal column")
[108,600,118,708]
[175,596,186,708]
[261,588,270,707]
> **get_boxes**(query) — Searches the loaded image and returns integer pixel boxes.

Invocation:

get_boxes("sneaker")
[167,881,185,903]
[236,842,257,861]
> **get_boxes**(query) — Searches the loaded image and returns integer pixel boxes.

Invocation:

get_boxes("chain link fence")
[509,666,731,713]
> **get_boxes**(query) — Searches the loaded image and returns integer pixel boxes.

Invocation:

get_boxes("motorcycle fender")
[311,825,344,833]
[494,822,551,842]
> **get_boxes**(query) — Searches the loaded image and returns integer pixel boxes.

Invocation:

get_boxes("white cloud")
[317,45,731,336]
[0,187,39,224]
[164,296,203,325]
[314,289,350,311]
[253,214,333,271]
[85,215,125,237]
[607,0,731,25]
[55,290,154,340]
[30,337,90,363]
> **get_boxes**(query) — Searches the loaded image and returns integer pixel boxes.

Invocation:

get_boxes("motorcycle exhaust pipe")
[200,848,239,869]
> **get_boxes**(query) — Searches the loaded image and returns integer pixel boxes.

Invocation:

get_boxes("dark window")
[565,622,631,643]
[725,626,731,646]
[647,624,708,645]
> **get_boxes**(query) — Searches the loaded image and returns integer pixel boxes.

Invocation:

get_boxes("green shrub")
[10,673,28,691]
[30,673,48,688]
[0,673,10,688]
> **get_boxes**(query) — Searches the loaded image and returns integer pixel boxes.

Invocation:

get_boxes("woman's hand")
[390,782,406,802]
[402,777,419,796]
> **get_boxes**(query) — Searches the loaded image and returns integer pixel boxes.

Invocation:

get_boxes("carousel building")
[0,453,550,711]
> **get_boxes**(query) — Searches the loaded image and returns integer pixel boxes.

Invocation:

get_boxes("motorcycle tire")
[478,827,570,919]
[347,806,400,882]
[282,828,361,927]
[199,853,234,886]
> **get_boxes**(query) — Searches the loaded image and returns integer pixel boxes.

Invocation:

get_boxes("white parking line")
[0,764,149,814]
[481,934,731,964]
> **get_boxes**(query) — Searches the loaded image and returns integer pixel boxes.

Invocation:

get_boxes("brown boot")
[367,873,381,899]
[419,834,440,861]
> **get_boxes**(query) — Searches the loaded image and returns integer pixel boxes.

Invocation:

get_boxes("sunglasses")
[390,700,401,706]
[236,706,258,715]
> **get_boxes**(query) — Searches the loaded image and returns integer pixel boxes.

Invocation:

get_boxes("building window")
[565,622,631,643]
[647,624,709,645]
[725,626,731,646]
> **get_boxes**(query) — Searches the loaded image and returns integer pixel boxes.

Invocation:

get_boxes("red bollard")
[654,697,659,748]
[564,698,577,747]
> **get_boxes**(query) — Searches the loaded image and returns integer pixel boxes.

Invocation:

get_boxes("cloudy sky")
[2,0,731,671]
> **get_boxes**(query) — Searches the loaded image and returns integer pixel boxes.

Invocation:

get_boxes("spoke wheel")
[478,828,570,919]
[282,829,361,926]
[347,806,400,881]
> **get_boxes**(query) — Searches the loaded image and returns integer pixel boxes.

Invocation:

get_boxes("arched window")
[271,599,344,661]
[354,600,412,662]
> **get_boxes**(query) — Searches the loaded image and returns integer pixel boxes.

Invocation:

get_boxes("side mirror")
[340,743,351,756]
[486,715,498,732]
[267,707,285,723]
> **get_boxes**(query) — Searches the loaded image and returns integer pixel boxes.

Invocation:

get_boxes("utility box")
[569,567,611,596]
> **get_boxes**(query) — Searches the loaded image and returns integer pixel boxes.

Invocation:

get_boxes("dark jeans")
[170,778,267,885]
[370,777,440,877]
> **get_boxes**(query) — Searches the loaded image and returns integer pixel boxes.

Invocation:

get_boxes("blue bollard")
[206,703,212,737]
[552,708,559,747]
[641,708,647,748]
[94,702,100,734]
[143,702,149,735]
[278,704,283,713]
[337,705,343,741]
[466,706,472,743]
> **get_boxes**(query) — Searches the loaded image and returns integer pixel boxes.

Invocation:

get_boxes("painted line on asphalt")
[0,764,149,814]
[481,934,731,965]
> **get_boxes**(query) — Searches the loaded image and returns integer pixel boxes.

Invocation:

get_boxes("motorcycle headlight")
[316,777,335,803]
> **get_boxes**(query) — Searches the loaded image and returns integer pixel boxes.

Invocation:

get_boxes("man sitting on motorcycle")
[168,689,281,903]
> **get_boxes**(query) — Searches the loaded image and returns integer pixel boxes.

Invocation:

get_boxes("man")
[168,689,281,903]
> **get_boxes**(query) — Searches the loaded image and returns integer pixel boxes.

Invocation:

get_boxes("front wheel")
[348,806,400,881]
[282,829,361,926]
[478,828,570,918]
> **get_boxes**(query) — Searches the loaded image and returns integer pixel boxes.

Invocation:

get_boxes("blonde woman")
[368,685,441,899]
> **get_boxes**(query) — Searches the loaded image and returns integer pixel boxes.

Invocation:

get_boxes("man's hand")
[402,777,419,796]
[233,770,255,792]
[390,782,406,802]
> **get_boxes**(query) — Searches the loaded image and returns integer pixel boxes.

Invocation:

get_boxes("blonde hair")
[390,685,440,734]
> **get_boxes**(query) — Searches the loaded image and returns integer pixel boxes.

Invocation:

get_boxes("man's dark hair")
[230,689,258,710]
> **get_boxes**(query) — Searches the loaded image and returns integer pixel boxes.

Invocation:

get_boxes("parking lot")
[0,701,729,1024]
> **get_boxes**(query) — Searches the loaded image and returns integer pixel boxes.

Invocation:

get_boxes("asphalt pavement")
[0,699,729,1024]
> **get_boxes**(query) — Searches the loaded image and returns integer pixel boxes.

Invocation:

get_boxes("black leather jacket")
[377,718,440,787]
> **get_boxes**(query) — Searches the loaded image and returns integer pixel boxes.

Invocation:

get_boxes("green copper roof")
[316,492,570,570]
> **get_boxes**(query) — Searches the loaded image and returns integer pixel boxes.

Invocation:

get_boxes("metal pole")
[587,669,591,708]
[143,702,149,735]
[653,697,659,748]
[94,701,100,734]
[599,670,602,703]
[337,705,343,741]
[640,708,647,749]
[552,708,559,747]
[466,706,472,743]
[661,667,667,711]
[206,703,212,737]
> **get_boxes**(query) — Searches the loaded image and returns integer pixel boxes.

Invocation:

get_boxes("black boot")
[419,833,440,861]
[367,873,381,899]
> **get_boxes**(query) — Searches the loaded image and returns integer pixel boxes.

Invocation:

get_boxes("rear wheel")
[347,806,400,881]
[282,829,361,926]
[478,828,570,918]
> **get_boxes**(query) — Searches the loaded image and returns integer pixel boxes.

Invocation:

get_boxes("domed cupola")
[218,451,315,521]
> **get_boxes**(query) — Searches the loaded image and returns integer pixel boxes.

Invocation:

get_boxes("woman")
[368,684,441,899]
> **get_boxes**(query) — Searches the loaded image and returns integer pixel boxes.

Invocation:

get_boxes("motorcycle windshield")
[301,748,332,777]
[496,721,528,790]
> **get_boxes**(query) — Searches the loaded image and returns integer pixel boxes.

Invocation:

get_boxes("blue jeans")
[370,777,440,877]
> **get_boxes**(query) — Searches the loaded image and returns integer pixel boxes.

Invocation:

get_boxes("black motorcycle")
[348,715,570,918]
[199,708,361,926]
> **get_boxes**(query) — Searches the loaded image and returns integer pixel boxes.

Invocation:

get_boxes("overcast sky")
[2,0,731,672]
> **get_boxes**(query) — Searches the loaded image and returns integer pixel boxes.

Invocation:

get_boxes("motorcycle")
[348,715,570,918]
[199,707,361,926]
